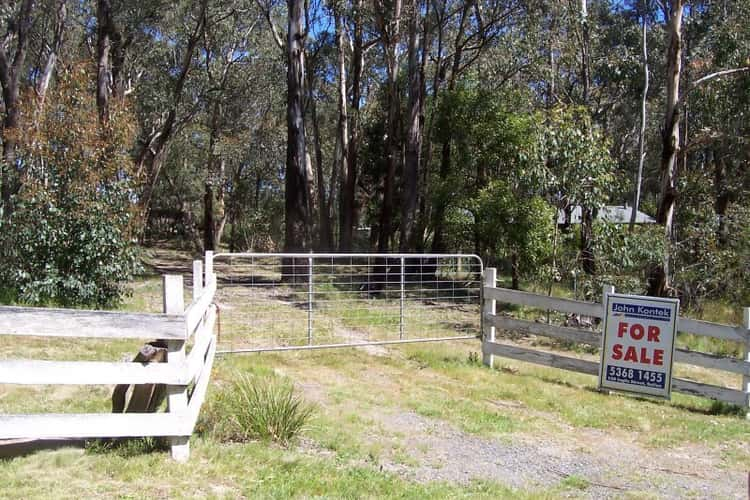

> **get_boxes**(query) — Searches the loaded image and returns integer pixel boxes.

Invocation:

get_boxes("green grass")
[558,474,590,491]
[199,372,314,444]
[0,439,549,499]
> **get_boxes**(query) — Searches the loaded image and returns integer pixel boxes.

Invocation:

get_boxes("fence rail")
[0,256,217,461]
[481,268,750,412]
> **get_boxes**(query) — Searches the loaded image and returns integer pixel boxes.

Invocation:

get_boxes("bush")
[0,62,140,307]
[0,191,140,307]
[577,222,664,300]
[198,373,314,445]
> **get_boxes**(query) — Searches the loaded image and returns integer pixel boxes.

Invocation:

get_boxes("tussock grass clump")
[199,373,314,445]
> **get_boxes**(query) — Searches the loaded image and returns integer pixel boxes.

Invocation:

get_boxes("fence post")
[743,307,749,419]
[163,274,189,462]
[599,285,615,394]
[482,268,497,368]
[205,250,214,284]
[193,260,203,300]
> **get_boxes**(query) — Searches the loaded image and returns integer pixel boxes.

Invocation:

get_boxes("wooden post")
[192,260,203,300]
[599,285,615,394]
[163,275,189,462]
[743,307,749,419]
[205,250,214,285]
[482,268,497,368]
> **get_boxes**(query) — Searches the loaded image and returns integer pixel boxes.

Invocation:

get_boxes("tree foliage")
[0,63,140,306]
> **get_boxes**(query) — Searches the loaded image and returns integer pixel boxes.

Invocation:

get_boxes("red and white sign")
[598,293,679,399]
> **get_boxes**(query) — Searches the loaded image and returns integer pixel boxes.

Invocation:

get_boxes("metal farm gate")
[209,253,483,353]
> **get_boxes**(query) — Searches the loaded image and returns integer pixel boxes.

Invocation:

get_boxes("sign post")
[599,293,679,399]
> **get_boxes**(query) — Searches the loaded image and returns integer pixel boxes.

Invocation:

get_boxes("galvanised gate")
[208,252,483,353]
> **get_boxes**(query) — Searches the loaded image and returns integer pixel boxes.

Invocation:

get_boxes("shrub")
[198,373,314,445]
[0,62,140,307]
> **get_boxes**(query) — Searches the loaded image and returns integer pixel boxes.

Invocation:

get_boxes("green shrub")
[199,374,314,445]
[0,192,140,307]
[0,63,140,308]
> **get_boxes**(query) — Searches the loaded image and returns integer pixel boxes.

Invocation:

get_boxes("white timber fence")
[481,268,750,414]
[0,254,218,461]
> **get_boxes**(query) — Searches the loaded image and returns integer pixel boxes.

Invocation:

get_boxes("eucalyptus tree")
[198,1,266,251]
[647,0,684,297]
[0,0,35,219]
[429,0,525,253]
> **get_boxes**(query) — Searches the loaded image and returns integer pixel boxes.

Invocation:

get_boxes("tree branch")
[255,0,284,51]
[691,66,750,88]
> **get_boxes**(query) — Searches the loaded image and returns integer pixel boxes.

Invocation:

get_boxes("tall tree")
[284,0,312,251]
[400,0,423,251]
[374,0,402,252]
[647,0,684,296]
[332,5,349,251]
[134,0,208,226]
[339,0,372,251]
[577,0,596,275]
[629,2,649,231]
[0,0,35,219]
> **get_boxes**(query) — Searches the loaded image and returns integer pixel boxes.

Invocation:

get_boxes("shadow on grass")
[516,371,747,418]
[0,439,85,460]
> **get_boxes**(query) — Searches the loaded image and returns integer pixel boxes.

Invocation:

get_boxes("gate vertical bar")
[308,255,313,346]
[400,257,405,339]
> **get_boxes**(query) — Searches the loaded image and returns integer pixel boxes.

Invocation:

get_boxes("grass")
[558,474,590,491]
[0,439,547,499]
[198,372,314,444]
[1,249,749,497]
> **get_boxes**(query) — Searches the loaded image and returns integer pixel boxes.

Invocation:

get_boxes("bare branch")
[255,0,284,51]
[691,66,750,88]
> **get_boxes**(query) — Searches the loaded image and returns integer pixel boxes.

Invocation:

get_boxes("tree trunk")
[400,0,422,252]
[96,0,113,124]
[578,0,595,275]
[214,158,228,249]
[414,1,431,252]
[332,10,349,252]
[647,0,684,297]
[36,0,66,110]
[339,0,363,252]
[309,81,331,250]
[376,0,402,253]
[714,151,730,247]
[629,10,649,231]
[580,207,596,274]
[204,182,215,252]
[430,1,470,253]
[284,0,311,287]
[0,0,34,220]
[579,0,590,105]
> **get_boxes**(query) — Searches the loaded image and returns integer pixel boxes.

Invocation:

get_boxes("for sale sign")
[598,293,679,399]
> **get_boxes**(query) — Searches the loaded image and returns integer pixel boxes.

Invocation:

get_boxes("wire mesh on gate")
[211,253,483,352]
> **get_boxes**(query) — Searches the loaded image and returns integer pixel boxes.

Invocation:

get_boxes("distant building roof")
[557,205,656,225]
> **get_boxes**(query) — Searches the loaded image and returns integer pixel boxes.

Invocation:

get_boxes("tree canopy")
[0,0,747,306]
